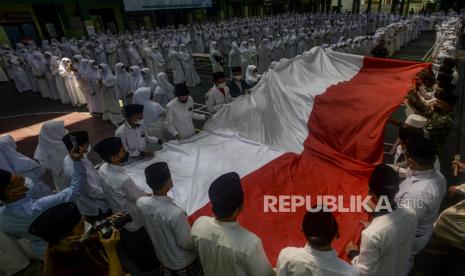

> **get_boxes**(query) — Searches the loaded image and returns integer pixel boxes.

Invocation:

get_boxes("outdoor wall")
[0,3,43,45]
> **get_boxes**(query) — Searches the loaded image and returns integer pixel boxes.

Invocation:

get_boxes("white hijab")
[115,63,131,91]
[0,135,40,173]
[129,66,142,91]
[78,59,89,76]
[239,41,249,54]
[34,121,68,175]
[156,72,174,95]
[209,41,220,56]
[99,63,115,82]
[31,51,47,74]
[133,87,152,105]
[59,57,71,74]
[139,67,157,88]
[85,60,99,82]
[246,65,260,85]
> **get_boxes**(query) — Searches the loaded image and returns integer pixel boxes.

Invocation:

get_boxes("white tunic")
[115,122,158,157]
[352,207,417,276]
[191,216,275,276]
[277,244,359,276]
[136,195,197,270]
[395,169,447,255]
[206,85,232,113]
[98,162,145,232]
[165,97,205,140]
[99,64,124,125]
[0,230,30,276]
[34,121,68,191]
[63,155,109,216]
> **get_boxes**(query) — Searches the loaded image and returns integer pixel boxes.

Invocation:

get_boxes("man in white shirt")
[166,83,206,140]
[206,71,232,113]
[94,137,159,273]
[137,162,201,275]
[191,172,274,276]
[346,164,417,276]
[62,131,111,223]
[115,104,162,158]
[277,209,358,276]
[395,136,446,267]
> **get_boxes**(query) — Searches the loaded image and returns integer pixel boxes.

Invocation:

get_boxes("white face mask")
[135,119,144,126]
[24,177,33,189]
[83,145,92,158]
[217,82,226,89]
[234,75,242,81]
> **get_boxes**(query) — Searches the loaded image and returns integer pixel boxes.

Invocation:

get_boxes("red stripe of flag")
[189,57,428,266]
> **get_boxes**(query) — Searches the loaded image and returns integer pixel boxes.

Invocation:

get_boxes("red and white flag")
[125,48,428,265]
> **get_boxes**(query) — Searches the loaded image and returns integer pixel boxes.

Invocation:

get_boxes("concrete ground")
[1,30,465,276]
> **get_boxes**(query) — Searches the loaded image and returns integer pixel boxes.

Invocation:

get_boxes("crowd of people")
[0,8,464,276]
[0,12,448,123]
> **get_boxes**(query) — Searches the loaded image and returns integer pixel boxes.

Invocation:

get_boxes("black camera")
[93,212,132,239]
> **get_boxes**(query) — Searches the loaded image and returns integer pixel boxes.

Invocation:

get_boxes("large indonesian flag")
[125,48,427,265]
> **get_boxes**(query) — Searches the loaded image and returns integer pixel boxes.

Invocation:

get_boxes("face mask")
[217,82,226,89]
[24,177,33,189]
[234,75,242,81]
[135,119,144,126]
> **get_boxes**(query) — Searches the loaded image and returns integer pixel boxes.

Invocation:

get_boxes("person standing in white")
[394,136,446,269]
[206,71,232,114]
[346,164,417,276]
[137,162,201,274]
[94,137,159,273]
[191,172,275,276]
[277,209,358,276]
[61,131,110,222]
[165,83,205,141]
[116,104,162,158]
[34,121,69,191]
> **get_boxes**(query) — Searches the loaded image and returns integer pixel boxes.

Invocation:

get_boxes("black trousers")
[121,226,160,272]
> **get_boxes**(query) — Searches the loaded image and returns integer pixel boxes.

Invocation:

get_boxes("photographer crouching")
[28,202,125,276]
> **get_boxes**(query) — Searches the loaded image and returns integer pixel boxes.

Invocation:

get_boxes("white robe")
[10,59,32,92]
[30,51,51,99]
[228,43,241,78]
[59,58,86,106]
[168,47,186,85]
[165,97,205,140]
[209,41,224,73]
[155,72,175,107]
[84,61,103,113]
[34,121,68,191]
[137,68,157,92]
[99,63,124,125]
[115,63,132,105]
[51,56,70,104]
[179,48,200,87]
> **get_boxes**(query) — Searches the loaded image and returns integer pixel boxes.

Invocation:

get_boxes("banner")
[123,0,212,11]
